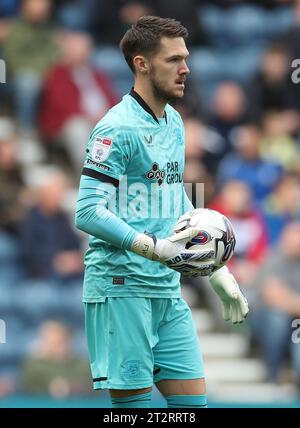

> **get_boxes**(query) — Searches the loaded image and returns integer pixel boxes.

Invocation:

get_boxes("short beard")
[149,70,183,104]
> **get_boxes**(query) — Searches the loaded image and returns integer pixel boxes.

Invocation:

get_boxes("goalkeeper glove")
[173,208,203,233]
[209,266,249,324]
[131,229,215,277]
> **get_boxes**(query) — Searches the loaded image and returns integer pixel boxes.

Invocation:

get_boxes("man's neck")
[133,81,166,119]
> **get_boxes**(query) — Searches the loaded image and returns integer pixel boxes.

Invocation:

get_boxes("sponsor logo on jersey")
[143,135,153,145]
[166,161,184,184]
[91,135,113,162]
[86,158,110,171]
[145,162,165,186]
[145,161,184,186]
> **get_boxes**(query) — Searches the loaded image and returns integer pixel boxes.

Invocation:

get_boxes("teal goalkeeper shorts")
[84,297,205,390]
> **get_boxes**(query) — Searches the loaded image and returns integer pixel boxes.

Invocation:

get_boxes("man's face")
[147,37,190,102]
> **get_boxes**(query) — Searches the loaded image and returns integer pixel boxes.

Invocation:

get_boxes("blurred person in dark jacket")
[21,168,83,282]
[92,0,209,46]
[208,81,248,157]
[152,0,210,46]
[184,116,226,176]
[250,222,300,387]
[170,78,203,120]
[278,0,300,61]
[247,43,298,120]
[2,0,58,131]
[0,117,25,235]
[91,1,153,45]
[39,30,118,172]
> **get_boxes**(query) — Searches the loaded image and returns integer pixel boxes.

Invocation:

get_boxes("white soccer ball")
[174,208,236,271]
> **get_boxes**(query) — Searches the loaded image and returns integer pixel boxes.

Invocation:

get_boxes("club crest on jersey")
[191,231,212,245]
[91,135,113,162]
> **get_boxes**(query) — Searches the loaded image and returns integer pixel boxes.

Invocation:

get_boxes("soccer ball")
[174,208,236,271]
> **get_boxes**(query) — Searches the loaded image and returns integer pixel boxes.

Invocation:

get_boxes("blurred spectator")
[171,78,203,119]
[0,0,20,44]
[261,111,300,171]
[0,0,20,18]
[248,43,297,120]
[184,116,225,175]
[152,0,210,46]
[0,117,25,285]
[0,376,15,397]
[208,81,248,157]
[209,180,268,285]
[0,19,11,46]
[2,0,58,131]
[183,118,217,206]
[39,30,118,172]
[185,117,203,161]
[0,117,25,235]
[184,158,215,208]
[21,168,83,281]
[22,321,91,396]
[262,173,300,245]
[250,222,300,386]
[216,124,283,202]
[92,0,153,45]
[53,0,97,32]
[279,0,300,60]
[202,1,294,7]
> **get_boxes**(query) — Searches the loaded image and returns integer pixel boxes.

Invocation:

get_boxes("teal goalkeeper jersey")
[80,89,191,301]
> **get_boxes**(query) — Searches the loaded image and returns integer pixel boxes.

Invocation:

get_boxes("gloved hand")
[131,229,215,277]
[173,209,202,233]
[209,266,249,324]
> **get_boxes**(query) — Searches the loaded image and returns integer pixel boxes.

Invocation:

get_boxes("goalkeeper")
[75,16,248,409]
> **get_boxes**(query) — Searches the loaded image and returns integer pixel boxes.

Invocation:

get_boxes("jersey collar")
[129,88,168,125]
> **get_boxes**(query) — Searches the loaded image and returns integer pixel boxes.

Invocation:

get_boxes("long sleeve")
[75,175,138,251]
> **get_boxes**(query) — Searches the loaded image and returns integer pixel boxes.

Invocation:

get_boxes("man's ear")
[133,55,149,74]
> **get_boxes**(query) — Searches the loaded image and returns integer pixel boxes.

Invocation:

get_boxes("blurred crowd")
[1,0,300,398]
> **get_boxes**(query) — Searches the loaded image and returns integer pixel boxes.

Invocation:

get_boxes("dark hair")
[120,16,188,73]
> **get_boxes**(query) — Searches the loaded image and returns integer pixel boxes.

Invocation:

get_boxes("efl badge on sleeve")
[91,136,113,162]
